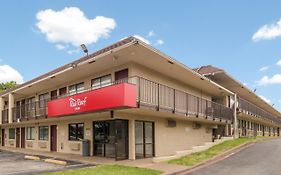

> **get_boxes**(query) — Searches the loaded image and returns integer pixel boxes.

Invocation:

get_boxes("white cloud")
[55,44,67,50]
[256,74,281,86]
[277,59,281,66]
[156,39,164,45]
[36,7,116,47]
[148,30,155,37]
[259,95,271,104]
[133,35,151,44]
[0,65,24,84]
[259,66,269,72]
[252,19,281,42]
[67,49,80,55]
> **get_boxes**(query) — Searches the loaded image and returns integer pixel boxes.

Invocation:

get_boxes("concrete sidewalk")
[0,147,187,174]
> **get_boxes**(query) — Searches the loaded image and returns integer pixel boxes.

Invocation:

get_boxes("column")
[0,97,4,124]
[233,94,238,138]
[8,93,14,123]
[128,119,136,160]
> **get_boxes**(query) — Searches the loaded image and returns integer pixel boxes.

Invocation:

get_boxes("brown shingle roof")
[0,36,136,96]
[193,65,224,75]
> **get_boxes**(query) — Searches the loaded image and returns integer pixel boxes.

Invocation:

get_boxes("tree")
[0,81,17,92]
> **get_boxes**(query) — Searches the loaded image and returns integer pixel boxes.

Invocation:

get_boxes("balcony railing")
[7,76,233,123]
[134,77,233,121]
[237,97,281,124]
[1,109,8,124]
[12,100,48,122]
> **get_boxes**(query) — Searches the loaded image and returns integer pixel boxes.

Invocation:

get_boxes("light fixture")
[80,44,88,56]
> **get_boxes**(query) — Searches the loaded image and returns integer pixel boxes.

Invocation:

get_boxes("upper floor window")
[68,82,84,95]
[39,93,49,108]
[27,97,35,110]
[91,74,111,90]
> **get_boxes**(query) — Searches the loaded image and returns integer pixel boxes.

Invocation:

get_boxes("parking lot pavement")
[0,150,90,175]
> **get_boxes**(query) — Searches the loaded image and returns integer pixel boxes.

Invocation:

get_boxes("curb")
[171,141,256,175]
[24,155,40,161]
[45,159,67,166]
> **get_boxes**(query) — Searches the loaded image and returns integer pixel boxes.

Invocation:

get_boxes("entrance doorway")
[1,129,5,146]
[135,121,155,159]
[50,125,57,152]
[16,128,20,148]
[21,128,25,148]
[93,120,128,160]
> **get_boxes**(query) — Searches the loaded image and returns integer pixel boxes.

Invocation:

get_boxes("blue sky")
[0,1,281,110]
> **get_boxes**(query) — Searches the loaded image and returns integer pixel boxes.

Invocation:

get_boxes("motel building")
[0,36,280,161]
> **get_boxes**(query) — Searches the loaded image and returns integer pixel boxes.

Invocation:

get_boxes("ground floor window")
[39,126,49,140]
[26,127,35,140]
[135,121,155,159]
[9,128,15,139]
[69,123,84,141]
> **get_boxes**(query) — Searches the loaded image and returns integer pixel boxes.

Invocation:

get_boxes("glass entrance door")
[93,120,128,160]
[135,121,154,159]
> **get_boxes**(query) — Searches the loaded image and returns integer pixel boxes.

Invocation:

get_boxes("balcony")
[1,109,8,124]
[4,76,233,123]
[135,77,233,122]
[12,100,48,122]
[237,97,281,125]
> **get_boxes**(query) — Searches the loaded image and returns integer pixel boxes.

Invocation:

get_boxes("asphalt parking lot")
[0,150,90,175]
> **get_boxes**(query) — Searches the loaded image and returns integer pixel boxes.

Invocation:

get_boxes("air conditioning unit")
[167,120,176,128]
[192,123,201,129]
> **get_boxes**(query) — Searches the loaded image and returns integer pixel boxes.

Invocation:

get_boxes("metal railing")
[12,100,48,122]
[134,76,233,121]
[6,76,234,123]
[1,109,8,124]
[237,97,281,124]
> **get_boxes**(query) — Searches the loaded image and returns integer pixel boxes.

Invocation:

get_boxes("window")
[69,123,84,141]
[27,97,35,110]
[39,93,49,108]
[26,127,35,140]
[9,128,15,139]
[39,126,49,140]
[68,82,84,95]
[91,74,111,90]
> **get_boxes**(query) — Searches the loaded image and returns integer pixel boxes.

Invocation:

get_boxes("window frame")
[68,123,84,141]
[9,128,15,139]
[39,126,49,141]
[26,127,35,140]
[39,93,49,108]
[91,74,112,90]
[68,82,84,95]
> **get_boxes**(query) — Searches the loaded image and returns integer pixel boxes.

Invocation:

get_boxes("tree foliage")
[0,81,17,92]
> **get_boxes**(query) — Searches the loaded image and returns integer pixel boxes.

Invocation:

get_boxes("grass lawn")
[40,165,162,175]
[168,137,258,167]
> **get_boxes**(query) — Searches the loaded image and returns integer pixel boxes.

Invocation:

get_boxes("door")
[1,129,5,146]
[16,101,21,121]
[115,120,128,160]
[115,69,128,82]
[21,128,25,148]
[21,99,25,118]
[50,125,57,152]
[135,121,154,159]
[51,90,58,100]
[93,120,128,160]
[16,128,20,148]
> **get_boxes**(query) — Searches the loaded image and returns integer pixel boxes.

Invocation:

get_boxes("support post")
[233,93,238,138]
[8,93,14,123]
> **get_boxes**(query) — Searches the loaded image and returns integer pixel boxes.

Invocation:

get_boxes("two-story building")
[0,37,255,161]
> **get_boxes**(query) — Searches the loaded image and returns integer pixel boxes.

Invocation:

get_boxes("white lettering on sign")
[69,97,87,111]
